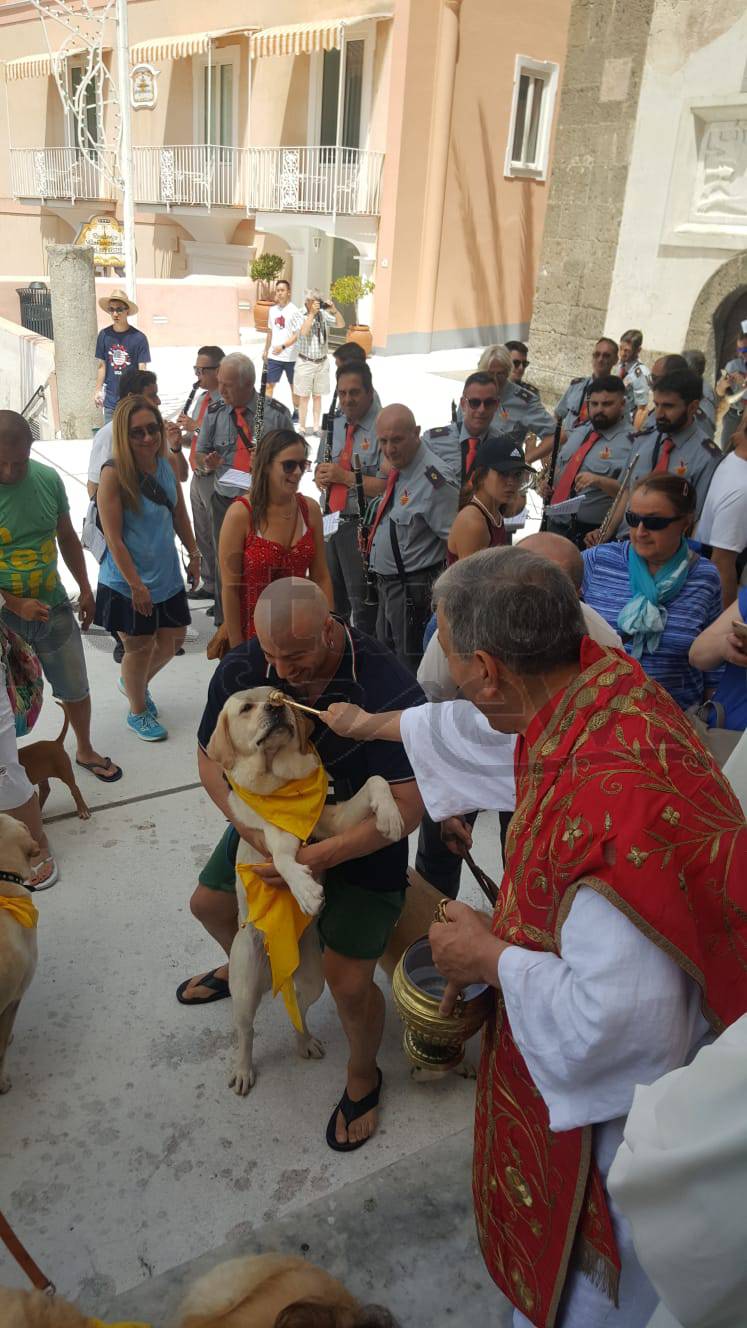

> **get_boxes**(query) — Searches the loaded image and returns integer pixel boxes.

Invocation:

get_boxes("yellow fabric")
[0,894,38,929]
[89,1319,150,1328]
[229,758,328,1032]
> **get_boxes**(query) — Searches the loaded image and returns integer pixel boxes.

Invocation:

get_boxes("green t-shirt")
[0,459,69,606]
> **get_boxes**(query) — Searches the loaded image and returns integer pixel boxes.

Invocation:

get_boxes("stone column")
[412,0,462,351]
[47,244,100,439]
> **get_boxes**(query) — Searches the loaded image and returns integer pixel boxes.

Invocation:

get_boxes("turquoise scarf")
[617,538,691,658]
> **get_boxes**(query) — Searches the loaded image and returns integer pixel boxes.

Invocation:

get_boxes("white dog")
[207,687,404,1095]
[0,814,40,1093]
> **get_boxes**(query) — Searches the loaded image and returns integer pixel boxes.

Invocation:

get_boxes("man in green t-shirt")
[0,411,121,784]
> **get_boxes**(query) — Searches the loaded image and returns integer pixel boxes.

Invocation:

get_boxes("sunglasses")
[129,422,161,441]
[465,396,498,410]
[280,458,310,474]
[625,510,682,531]
[194,364,220,373]
[512,359,529,368]
[109,305,128,313]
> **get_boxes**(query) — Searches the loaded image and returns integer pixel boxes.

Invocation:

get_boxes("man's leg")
[210,491,233,627]
[337,520,378,636]
[324,949,384,1145]
[26,603,115,774]
[189,472,216,595]
[380,575,434,675]
[178,827,240,1002]
[297,394,310,431]
[312,393,322,433]
[326,526,351,622]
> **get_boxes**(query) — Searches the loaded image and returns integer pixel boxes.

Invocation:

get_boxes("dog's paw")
[78,806,92,821]
[0,1072,11,1094]
[288,868,324,917]
[369,779,405,842]
[229,1063,256,1096]
[296,1034,325,1060]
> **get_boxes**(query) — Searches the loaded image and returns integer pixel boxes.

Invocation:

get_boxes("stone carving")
[693,119,747,221]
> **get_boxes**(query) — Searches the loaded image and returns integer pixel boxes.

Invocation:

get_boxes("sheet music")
[544,495,585,517]
[323,511,341,539]
[220,468,252,491]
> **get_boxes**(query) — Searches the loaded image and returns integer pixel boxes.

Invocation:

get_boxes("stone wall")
[528,0,656,398]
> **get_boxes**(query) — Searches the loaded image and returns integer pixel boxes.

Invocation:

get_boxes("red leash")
[0,1209,55,1294]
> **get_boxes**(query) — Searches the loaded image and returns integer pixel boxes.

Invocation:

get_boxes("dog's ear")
[206,709,237,770]
[292,708,315,755]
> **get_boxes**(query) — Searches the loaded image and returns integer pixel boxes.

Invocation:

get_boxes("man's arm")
[709,547,738,609]
[94,360,106,406]
[56,511,95,629]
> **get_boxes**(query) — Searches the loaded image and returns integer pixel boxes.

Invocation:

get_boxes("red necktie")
[328,422,355,514]
[551,431,601,506]
[465,437,479,477]
[654,438,674,473]
[577,398,589,424]
[189,392,211,472]
[366,469,399,555]
[232,409,253,473]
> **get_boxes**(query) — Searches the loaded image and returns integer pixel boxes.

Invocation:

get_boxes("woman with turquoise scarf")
[582,472,724,710]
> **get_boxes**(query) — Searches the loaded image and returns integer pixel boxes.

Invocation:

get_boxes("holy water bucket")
[392,935,492,1072]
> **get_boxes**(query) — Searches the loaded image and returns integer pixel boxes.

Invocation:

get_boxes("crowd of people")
[1,283,746,1328]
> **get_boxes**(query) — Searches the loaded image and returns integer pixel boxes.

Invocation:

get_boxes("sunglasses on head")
[280,458,310,474]
[129,422,161,441]
[625,510,682,531]
[465,396,498,410]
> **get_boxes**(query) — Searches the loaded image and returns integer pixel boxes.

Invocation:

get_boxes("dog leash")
[0,1209,55,1294]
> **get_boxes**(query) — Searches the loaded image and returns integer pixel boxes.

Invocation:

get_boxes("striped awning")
[129,28,254,64]
[2,49,86,81]
[250,14,392,59]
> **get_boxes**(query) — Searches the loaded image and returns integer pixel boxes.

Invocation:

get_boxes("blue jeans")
[2,601,89,703]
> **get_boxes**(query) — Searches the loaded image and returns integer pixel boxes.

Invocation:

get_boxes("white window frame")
[504,55,559,181]
[306,22,375,152]
[192,44,240,147]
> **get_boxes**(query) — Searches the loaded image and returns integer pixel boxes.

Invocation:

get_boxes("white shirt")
[268,302,301,363]
[87,422,114,484]
[695,451,747,553]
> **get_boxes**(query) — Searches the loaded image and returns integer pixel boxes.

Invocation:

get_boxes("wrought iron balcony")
[10,144,385,216]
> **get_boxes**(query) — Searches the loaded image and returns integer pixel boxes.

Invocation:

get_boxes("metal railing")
[9,147,117,202]
[10,144,385,216]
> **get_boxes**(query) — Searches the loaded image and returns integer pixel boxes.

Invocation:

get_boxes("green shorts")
[199,826,406,961]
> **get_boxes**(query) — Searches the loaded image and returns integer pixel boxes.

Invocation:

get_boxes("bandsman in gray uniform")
[715,330,747,451]
[614,328,651,428]
[586,370,722,544]
[683,348,716,434]
[196,351,291,626]
[369,404,458,675]
[505,339,542,396]
[314,361,384,636]
[423,371,521,484]
[545,375,631,548]
[553,337,619,443]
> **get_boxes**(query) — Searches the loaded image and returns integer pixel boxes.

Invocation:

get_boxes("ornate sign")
[693,119,747,224]
[130,62,159,110]
[75,214,125,269]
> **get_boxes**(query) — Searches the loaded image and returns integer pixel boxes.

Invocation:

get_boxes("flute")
[597,449,640,544]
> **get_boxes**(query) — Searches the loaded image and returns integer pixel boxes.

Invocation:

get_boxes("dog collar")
[0,870,24,887]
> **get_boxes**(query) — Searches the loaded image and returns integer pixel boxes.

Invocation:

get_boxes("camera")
[320,300,332,310]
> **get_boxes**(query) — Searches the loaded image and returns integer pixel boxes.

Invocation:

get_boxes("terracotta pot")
[347,324,373,355]
[253,299,274,332]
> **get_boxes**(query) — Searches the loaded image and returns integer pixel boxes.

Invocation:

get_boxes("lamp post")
[114,0,137,302]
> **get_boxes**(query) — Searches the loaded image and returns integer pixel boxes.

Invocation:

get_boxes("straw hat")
[99,288,138,315]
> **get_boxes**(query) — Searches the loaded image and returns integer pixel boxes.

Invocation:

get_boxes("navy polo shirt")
[198,622,424,891]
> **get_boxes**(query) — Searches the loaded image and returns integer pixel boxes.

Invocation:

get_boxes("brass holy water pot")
[392,935,492,1072]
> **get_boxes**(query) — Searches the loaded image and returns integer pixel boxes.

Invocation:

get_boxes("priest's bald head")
[433,546,586,732]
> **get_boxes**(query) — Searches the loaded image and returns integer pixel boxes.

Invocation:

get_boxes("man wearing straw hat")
[94,289,151,423]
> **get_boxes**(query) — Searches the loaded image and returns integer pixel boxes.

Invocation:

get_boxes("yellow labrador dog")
[207,687,404,1095]
[0,813,40,1093]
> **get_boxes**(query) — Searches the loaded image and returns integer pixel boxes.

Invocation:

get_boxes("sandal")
[76,757,123,784]
[325,1068,383,1153]
[176,968,231,1005]
[25,857,59,892]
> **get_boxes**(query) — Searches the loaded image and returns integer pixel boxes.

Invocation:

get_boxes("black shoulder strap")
[139,471,174,513]
[388,519,408,589]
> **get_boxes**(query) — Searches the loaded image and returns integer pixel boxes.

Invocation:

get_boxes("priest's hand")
[429,899,505,1015]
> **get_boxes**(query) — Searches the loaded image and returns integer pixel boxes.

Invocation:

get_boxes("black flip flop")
[75,757,123,784]
[325,1068,383,1152]
[176,968,231,1005]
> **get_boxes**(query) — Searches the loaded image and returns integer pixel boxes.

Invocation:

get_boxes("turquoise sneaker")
[118,677,158,717]
[127,710,168,742]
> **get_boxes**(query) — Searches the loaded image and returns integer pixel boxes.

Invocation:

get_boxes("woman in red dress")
[219,429,334,646]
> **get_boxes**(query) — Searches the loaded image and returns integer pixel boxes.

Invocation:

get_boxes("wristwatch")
[169,445,182,454]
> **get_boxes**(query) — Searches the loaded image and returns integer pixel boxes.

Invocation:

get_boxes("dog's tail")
[54,700,70,745]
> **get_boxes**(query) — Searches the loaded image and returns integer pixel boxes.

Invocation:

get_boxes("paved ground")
[0,339,516,1324]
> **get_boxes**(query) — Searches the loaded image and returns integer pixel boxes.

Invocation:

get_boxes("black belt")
[375,563,444,584]
[299,354,327,363]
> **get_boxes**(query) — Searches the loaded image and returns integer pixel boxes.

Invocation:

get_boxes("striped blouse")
[582,541,724,711]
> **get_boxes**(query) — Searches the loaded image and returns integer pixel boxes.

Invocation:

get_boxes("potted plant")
[249,253,285,331]
[329,274,375,355]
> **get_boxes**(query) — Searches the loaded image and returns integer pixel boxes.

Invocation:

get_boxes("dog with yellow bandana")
[207,687,404,1095]
[0,813,40,1093]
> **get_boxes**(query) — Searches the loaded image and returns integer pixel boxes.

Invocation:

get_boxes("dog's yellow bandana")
[89,1319,150,1328]
[0,894,38,929]
[227,759,329,1033]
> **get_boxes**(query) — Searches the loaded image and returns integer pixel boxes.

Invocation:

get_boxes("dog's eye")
[239,702,254,714]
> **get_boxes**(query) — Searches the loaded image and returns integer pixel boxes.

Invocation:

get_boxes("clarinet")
[182,380,199,416]
[451,398,458,424]
[353,455,378,606]
[539,420,564,531]
[319,386,339,515]
[254,364,268,446]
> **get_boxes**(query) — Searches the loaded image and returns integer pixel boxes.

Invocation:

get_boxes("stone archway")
[685,252,747,380]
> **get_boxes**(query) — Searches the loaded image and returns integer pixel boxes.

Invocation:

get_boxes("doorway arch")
[685,252,747,381]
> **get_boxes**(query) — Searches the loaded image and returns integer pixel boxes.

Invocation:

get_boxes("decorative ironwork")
[159,148,176,203]
[279,149,300,210]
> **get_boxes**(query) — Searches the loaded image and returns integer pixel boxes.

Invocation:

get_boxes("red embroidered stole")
[473,639,747,1328]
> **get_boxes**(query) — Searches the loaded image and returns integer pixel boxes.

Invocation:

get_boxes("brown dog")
[18,705,90,821]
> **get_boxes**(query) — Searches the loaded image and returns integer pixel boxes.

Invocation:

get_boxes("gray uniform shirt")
[624,419,722,525]
[422,421,514,482]
[697,383,716,432]
[615,359,651,421]
[369,442,459,576]
[495,381,555,441]
[554,376,593,433]
[328,402,382,518]
[197,394,291,498]
[551,419,632,526]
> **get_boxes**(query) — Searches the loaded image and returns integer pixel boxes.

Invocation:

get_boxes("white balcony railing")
[9,145,385,216]
[10,147,117,202]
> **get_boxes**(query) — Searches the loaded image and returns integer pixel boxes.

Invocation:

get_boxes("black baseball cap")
[473,435,531,474]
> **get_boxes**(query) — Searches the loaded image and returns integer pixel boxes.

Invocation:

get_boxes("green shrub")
[249,253,285,298]
[329,274,375,313]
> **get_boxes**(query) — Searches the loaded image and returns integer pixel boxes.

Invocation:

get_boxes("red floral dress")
[236,495,315,640]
